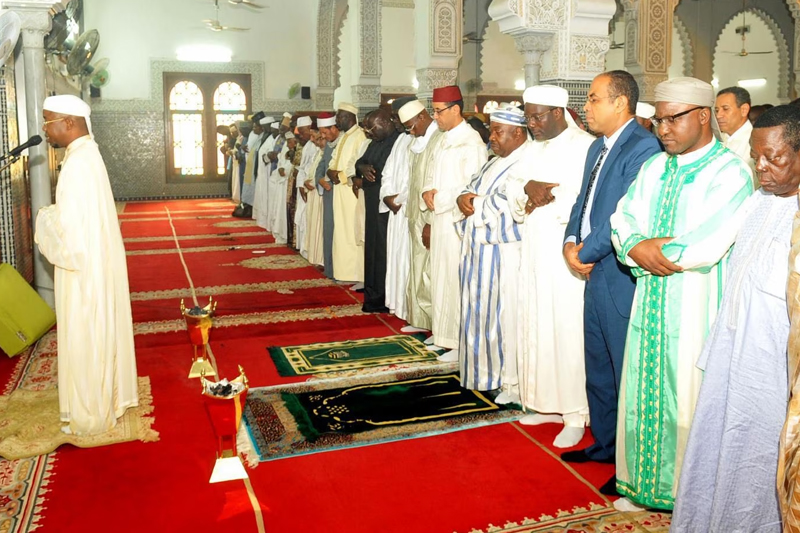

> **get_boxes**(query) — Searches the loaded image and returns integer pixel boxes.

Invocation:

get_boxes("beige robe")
[329,124,367,282]
[421,119,487,349]
[35,135,138,436]
[304,147,325,266]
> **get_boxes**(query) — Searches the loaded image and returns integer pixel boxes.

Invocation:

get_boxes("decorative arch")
[673,14,694,77]
[316,0,349,108]
[713,7,790,101]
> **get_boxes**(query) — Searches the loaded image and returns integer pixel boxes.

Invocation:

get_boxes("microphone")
[8,135,42,158]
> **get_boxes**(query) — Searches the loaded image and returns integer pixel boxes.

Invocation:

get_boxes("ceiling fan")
[203,0,250,32]
[228,0,267,8]
[721,0,773,57]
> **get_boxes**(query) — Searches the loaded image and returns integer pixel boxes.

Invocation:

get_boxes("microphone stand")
[0,155,20,174]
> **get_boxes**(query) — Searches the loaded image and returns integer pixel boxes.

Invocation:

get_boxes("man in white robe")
[304,129,326,266]
[715,86,754,173]
[253,116,275,229]
[672,105,800,533]
[235,112,266,218]
[506,85,594,448]
[269,133,295,244]
[34,95,138,436]
[421,85,488,360]
[294,116,316,258]
[455,106,528,392]
[328,102,367,284]
[381,102,414,320]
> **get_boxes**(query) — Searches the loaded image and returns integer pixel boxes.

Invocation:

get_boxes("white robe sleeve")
[433,144,488,215]
[34,171,88,272]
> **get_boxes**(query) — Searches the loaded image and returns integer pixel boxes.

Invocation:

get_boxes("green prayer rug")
[268,333,438,377]
[243,370,523,461]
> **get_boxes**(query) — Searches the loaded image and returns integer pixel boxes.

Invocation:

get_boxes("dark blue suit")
[564,120,661,461]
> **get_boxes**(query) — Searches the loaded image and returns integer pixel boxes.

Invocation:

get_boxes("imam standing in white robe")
[35,135,139,435]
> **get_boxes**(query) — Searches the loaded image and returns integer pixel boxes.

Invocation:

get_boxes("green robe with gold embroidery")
[609,139,753,509]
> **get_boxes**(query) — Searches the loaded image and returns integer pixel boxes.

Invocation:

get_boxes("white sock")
[349,282,364,291]
[436,349,459,362]
[518,413,564,426]
[553,425,585,448]
[60,425,73,435]
[426,344,445,352]
[423,335,435,345]
[613,497,646,513]
[400,325,427,333]
[494,391,520,405]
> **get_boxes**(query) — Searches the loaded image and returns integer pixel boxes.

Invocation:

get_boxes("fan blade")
[221,26,250,31]
[748,51,774,55]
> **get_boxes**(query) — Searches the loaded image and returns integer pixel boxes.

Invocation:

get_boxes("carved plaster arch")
[712,7,790,101]
[316,0,349,107]
[673,14,693,77]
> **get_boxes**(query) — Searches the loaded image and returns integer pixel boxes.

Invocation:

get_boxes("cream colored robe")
[330,124,367,282]
[35,135,139,436]
[421,119,487,349]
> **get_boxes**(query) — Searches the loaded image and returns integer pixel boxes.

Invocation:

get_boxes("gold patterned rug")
[0,376,159,460]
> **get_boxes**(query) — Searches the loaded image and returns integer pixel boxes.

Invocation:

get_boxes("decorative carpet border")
[0,453,56,533]
[124,231,267,243]
[126,243,282,256]
[118,208,234,216]
[130,278,335,301]
[459,503,671,532]
[133,304,367,335]
[119,215,233,223]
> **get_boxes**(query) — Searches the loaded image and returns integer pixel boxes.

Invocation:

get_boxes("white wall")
[668,26,686,79]
[480,20,524,90]
[83,0,316,101]
[713,12,780,105]
[381,7,415,89]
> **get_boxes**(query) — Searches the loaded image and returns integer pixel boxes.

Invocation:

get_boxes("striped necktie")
[579,144,609,239]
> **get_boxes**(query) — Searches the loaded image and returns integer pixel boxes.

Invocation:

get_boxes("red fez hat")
[318,111,335,118]
[432,85,462,103]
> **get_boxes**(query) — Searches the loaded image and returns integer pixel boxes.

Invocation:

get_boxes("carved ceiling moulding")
[416,68,458,92]
[432,0,461,56]
[570,35,611,74]
[525,0,566,30]
[360,0,382,77]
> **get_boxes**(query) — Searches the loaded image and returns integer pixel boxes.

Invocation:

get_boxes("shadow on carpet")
[0,376,158,459]
[244,368,522,460]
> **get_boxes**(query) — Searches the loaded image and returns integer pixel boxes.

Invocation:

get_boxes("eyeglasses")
[42,118,66,127]
[404,116,419,133]
[650,106,704,128]
[524,108,555,123]
[432,103,456,116]
[585,95,618,106]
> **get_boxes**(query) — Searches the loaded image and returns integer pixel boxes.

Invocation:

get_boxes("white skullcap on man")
[283,112,292,119]
[270,122,280,129]
[337,102,358,115]
[522,84,577,129]
[654,77,721,138]
[489,105,526,127]
[259,117,271,125]
[318,115,337,128]
[297,116,312,128]
[398,100,425,123]
[284,132,295,140]
[635,102,655,120]
[43,94,92,136]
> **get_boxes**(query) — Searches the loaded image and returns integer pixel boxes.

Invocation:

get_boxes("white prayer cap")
[635,102,655,119]
[654,77,721,138]
[489,105,526,127]
[398,100,425,123]
[259,117,271,125]
[283,112,292,119]
[317,116,336,128]
[297,116,312,128]
[523,85,568,107]
[270,122,280,129]
[284,132,295,139]
[337,102,358,115]
[43,94,92,135]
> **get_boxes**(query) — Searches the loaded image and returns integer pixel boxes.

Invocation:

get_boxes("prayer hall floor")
[0,199,670,533]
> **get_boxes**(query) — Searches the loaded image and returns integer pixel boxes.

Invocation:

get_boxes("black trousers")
[362,185,389,312]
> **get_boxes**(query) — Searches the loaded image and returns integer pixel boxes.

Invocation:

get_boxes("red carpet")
[0,199,660,533]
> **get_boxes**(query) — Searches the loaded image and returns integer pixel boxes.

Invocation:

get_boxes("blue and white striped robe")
[457,142,529,390]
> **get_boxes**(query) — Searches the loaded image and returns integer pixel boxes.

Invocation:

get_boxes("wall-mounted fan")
[83,57,109,88]
[720,0,774,57]
[66,29,99,76]
[203,0,249,32]
[228,0,266,8]
[65,0,83,21]
[0,11,21,70]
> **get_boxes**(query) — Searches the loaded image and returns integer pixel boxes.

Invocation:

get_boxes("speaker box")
[90,86,102,98]
[301,86,311,100]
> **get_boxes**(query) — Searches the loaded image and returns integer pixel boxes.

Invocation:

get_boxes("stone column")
[789,0,800,98]
[622,0,675,102]
[414,0,462,108]
[350,0,382,116]
[5,0,60,306]
[514,32,554,86]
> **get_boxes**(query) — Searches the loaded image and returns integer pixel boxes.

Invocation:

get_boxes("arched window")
[164,73,251,182]
[169,81,205,176]
[213,82,247,175]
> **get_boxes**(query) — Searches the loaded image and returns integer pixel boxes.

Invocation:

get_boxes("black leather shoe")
[231,205,245,218]
[242,204,253,218]
[599,475,618,496]
[560,449,614,464]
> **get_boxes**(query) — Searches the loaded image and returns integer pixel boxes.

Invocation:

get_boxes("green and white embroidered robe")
[609,139,753,509]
